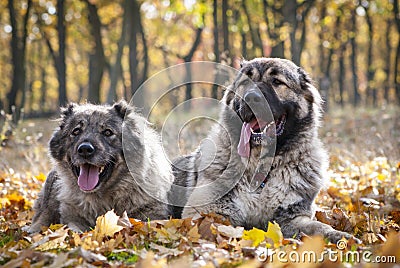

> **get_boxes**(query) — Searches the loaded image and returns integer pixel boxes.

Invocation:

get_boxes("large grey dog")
[29,100,174,232]
[171,58,356,243]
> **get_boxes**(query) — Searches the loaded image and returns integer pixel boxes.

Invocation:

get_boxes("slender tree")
[222,0,229,53]
[350,7,360,106]
[183,27,204,111]
[6,0,32,118]
[241,1,263,58]
[43,0,67,106]
[107,0,129,103]
[262,0,284,58]
[393,0,400,104]
[363,3,376,106]
[212,0,220,99]
[384,19,392,103]
[83,0,106,103]
[128,0,148,104]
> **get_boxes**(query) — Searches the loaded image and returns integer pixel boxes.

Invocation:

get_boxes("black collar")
[253,172,268,189]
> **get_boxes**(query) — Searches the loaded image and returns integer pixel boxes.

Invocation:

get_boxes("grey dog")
[29,100,174,232]
[170,58,356,243]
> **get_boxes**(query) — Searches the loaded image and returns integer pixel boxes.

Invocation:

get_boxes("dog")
[170,58,356,243]
[29,100,174,232]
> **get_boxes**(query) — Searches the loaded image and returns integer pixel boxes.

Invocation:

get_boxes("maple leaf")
[35,172,47,182]
[264,222,283,248]
[242,222,283,248]
[187,225,201,243]
[92,210,124,243]
[242,227,266,247]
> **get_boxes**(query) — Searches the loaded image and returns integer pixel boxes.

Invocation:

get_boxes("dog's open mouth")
[237,114,286,157]
[250,114,286,137]
[73,163,113,192]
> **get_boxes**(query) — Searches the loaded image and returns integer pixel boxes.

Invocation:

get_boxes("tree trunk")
[138,11,148,86]
[84,0,106,103]
[107,0,129,103]
[318,3,329,111]
[6,0,32,119]
[350,8,360,106]
[57,0,67,106]
[384,19,392,104]
[183,27,204,111]
[283,0,299,64]
[242,1,263,58]
[364,6,375,106]
[393,0,400,104]
[212,0,220,99]
[262,0,284,58]
[338,44,346,107]
[129,0,140,102]
[297,1,314,65]
[241,32,247,59]
[222,0,229,53]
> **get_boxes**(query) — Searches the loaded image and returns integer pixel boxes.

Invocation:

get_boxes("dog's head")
[49,100,139,192]
[223,57,323,153]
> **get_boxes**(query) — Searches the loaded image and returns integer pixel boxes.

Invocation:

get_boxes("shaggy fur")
[171,58,356,243]
[29,100,174,232]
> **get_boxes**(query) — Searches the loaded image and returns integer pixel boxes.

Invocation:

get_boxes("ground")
[0,106,399,267]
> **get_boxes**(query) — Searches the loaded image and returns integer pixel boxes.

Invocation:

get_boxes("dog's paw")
[22,223,43,234]
[326,230,361,245]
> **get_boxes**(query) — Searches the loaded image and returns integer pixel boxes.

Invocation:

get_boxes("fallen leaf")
[92,210,124,242]
[217,225,244,239]
[242,228,266,247]
[264,222,283,248]
[187,224,201,243]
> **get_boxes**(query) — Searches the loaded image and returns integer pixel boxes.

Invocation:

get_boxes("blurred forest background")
[0,0,399,120]
[0,2,399,265]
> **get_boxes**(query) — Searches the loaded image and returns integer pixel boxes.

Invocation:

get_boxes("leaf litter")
[0,113,400,267]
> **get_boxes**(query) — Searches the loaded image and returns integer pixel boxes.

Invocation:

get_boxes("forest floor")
[0,106,399,267]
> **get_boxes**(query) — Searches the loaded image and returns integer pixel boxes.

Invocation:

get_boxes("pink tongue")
[78,164,99,191]
[237,120,259,158]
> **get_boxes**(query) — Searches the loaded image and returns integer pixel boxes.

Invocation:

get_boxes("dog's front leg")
[28,170,61,233]
[59,205,93,232]
[278,215,360,244]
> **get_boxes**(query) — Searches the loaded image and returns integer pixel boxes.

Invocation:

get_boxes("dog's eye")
[239,79,250,86]
[272,78,284,86]
[103,129,114,137]
[71,127,82,136]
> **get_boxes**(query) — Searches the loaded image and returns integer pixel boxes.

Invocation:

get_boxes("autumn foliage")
[0,108,399,267]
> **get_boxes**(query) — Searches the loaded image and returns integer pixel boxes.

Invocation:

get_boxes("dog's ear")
[298,67,313,86]
[60,103,76,118]
[297,67,322,106]
[113,100,130,118]
[222,85,235,106]
[239,58,248,69]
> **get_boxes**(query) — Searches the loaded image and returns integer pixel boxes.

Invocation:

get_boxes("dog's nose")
[78,142,95,157]
[244,90,263,103]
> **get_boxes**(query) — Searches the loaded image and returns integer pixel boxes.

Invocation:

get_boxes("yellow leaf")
[35,172,47,182]
[377,173,386,181]
[187,225,201,243]
[0,197,10,208]
[242,227,266,247]
[92,210,123,242]
[6,192,24,202]
[49,224,64,231]
[264,222,283,248]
